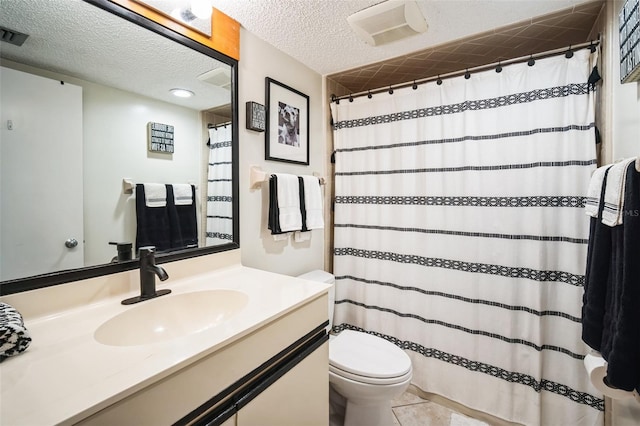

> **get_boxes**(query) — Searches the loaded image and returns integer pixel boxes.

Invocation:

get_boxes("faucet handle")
[139,246,156,256]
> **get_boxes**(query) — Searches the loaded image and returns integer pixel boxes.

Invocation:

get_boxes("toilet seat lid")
[329,330,411,379]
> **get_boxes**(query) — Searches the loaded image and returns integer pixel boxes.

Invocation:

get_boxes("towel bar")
[249,165,326,189]
[122,178,197,195]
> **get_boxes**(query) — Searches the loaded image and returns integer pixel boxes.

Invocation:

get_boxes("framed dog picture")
[264,77,309,165]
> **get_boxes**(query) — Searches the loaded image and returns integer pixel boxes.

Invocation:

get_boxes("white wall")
[237,28,326,276]
[82,81,202,265]
[610,1,640,162]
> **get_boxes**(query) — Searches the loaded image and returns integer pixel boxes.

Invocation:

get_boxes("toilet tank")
[297,270,335,331]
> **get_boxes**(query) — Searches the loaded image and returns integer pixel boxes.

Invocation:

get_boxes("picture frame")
[265,77,309,165]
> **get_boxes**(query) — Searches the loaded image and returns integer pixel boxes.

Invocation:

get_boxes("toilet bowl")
[297,271,413,426]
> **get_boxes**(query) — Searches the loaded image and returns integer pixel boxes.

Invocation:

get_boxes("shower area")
[326,4,606,424]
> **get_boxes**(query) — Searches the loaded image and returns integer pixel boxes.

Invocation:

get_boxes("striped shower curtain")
[330,50,603,425]
[206,125,233,245]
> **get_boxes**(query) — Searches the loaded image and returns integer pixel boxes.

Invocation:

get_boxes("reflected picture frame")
[265,77,309,165]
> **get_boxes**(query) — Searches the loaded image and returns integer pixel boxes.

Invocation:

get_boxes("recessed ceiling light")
[170,88,195,98]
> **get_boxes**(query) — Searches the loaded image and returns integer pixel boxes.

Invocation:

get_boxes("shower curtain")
[330,50,603,425]
[206,125,233,245]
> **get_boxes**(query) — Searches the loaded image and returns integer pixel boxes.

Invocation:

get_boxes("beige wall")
[596,1,640,424]
[237,28,326,277]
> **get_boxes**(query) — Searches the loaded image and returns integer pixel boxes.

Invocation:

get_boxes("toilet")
[297,270,412,426]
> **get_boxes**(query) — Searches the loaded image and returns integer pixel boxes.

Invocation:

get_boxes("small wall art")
[264,77,309,165]
[148,122,174,153]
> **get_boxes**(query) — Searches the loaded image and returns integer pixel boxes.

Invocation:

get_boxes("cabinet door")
[237,341,328,426]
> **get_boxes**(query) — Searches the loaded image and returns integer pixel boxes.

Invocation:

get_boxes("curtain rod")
[331,39,600,103]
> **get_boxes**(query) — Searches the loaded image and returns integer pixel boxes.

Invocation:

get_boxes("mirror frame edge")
[0,0,240,297]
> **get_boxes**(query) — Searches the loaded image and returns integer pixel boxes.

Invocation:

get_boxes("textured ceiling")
[328,0,604,95]
[213,0,601,77]
[0,0,231,111]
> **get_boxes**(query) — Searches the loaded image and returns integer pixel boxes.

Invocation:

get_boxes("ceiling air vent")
[0,26,29,47]
[347,0,427,46]
[197,68,231,89]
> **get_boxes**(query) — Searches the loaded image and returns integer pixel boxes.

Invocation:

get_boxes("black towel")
[600,164,640,392]
[135,185,171,251]
[268,175,282,234]
[167,184,198,249]
[582,164,640,392]
[582,167,612,350]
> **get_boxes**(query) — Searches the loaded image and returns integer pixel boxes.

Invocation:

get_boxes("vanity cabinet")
[236,341,328,425]
[76,294,329,426]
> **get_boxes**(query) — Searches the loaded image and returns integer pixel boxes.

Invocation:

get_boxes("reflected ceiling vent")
[0,26,29,47]
[347,0,427,46]
[197,67,231,89]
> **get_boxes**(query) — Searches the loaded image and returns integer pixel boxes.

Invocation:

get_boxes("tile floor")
[391,390,490,426]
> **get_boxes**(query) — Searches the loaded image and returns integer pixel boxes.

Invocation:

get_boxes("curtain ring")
[527,55,535,66]
[495,62,502,73]
[412,80,418,90]
[388,86,394,95]
[590,41,596,53]
[330,94,336,103]
[367,91,373,99]
[464,69,471,79]
[436,75,443,85]
[565,45,574,59]
[349,94,354,102]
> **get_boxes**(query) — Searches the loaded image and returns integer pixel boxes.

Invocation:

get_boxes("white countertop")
[0,252,329,425]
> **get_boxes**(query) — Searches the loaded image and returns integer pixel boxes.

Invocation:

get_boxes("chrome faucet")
[122,246,171,305]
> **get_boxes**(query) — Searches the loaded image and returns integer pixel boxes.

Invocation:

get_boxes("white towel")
[143,183,166,207]
[274,173,302,232]
[301,175,324,230]
[585,164,612,218]
[601,157,635,226]
[172,184,193,206]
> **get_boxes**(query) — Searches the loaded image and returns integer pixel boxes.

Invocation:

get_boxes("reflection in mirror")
[0,0,238,289]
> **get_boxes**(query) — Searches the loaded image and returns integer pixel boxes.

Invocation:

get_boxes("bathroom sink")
[94,290,249,346]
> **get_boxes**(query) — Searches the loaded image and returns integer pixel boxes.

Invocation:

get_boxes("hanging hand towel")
[268,174,302,234]
[585,164,612,218]
[601,157,636,226]
[300,175,324,230]
[167,184,198,249]
[143,183,167,207]
[136,184,171,251]
[172,183,193,206]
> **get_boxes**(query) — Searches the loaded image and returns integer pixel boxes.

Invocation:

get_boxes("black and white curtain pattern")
[330,50,603,425]
[206,126,233,245]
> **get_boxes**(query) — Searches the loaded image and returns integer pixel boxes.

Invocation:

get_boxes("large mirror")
[0,0,239,294]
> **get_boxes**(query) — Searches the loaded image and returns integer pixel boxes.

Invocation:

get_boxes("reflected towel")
[143,183,167,207]
[136,184,171,250]
[585,164,612,218]
[602,158,635,226]
[168,184,198,249]
[172,183,193,206]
